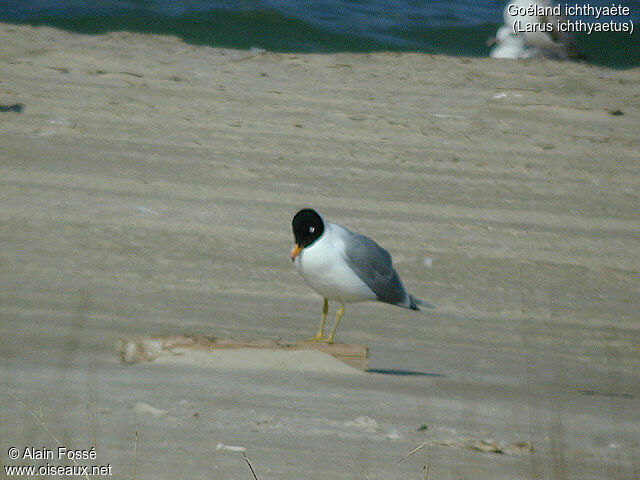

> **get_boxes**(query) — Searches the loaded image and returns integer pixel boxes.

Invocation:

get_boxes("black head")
[292,208,325,250]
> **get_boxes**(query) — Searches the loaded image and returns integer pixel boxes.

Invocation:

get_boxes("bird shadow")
[580,389,635,399]
[367,368,445,378]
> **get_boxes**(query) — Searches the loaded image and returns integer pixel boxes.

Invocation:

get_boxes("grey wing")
[541,14,585,59]
[343,229,412,308]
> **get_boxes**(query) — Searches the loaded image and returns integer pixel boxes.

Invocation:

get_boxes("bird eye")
[309,226,315,233]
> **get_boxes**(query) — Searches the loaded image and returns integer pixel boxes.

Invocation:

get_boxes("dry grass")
[131,424,140,480]
[242,451,260,480]
[7,389,91,480]
[7,388,142,480]
[398,442,432,479]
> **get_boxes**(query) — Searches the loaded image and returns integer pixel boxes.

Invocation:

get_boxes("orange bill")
[291,243,303,261]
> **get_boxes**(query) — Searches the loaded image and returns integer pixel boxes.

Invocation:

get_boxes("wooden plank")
[117,335,369,371]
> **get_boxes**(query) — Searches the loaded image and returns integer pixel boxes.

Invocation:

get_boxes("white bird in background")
[490,0,585,60]
[489,26,539,59]
[290,209,434,344]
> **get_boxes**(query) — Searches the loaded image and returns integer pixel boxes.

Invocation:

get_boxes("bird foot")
[305,335,334,344]
[317,337,335,344]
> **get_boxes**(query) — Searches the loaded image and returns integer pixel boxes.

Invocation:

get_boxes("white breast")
[293,223,376,304]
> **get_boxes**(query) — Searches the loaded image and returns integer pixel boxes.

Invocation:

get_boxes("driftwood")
[117,335,369,371]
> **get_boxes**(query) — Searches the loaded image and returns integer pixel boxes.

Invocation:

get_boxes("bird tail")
[409,295,435,311]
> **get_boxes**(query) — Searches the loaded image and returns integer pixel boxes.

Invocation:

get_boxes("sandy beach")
[1,23,639,479]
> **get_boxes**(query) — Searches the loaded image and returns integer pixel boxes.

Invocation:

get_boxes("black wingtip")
[410,295,435,310]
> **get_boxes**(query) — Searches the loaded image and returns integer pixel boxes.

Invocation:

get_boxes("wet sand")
[1,23,639,479]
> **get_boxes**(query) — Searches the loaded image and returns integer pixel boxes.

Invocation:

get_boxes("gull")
[495,0,584,60]
[290,209,434,343]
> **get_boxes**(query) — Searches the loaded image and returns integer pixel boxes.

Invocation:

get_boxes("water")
[1,0,639,68]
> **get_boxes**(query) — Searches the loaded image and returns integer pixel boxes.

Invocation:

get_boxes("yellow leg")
[326,304,345,344]
[307,298,329,341]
